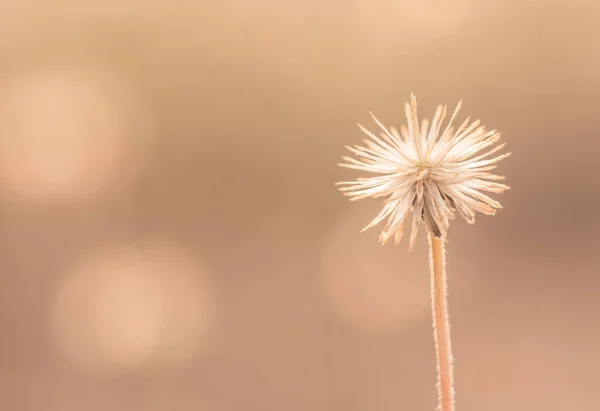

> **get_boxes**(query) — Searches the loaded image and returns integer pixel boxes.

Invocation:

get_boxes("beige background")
[1,0,599,410]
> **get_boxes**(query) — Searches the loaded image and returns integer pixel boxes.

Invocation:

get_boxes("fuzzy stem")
[428,234,455,411]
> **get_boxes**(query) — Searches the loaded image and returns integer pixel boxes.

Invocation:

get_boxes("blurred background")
[0,0,599,410]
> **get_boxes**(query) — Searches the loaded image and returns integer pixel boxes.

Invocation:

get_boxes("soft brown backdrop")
[1,1,599,410]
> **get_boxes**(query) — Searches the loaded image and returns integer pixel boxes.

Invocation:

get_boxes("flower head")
[337,94,510,250]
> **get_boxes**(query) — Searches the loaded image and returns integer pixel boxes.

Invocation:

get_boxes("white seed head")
[337,94,510,250]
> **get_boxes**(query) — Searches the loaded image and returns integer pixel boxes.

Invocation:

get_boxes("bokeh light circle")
[0,64,153,203]
[52,241,215,374]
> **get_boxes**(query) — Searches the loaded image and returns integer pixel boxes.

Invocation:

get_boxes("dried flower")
[337,94,510,249]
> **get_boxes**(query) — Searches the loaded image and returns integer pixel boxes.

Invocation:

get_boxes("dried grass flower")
[335,94,511,411]
[337,94,510,249]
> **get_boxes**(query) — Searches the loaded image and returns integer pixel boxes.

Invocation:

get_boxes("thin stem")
[428,234,455,411]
